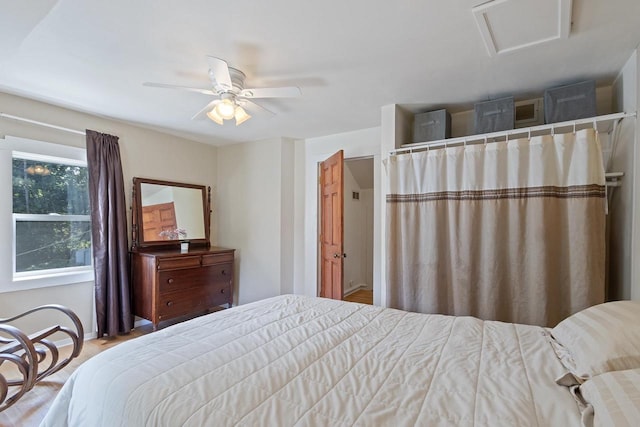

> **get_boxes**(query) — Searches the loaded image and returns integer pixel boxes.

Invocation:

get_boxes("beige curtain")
[386,129,606,327]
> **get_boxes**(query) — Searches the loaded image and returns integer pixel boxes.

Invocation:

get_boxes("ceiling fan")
[144,56,301,126]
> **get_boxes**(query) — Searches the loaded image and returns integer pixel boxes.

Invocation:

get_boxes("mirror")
[132,177,210,248]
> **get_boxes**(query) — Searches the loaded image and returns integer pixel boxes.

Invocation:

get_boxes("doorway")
[342,157,374,304]
[318,152,374,305]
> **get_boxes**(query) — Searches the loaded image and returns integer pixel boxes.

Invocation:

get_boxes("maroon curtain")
[86,130,132,337]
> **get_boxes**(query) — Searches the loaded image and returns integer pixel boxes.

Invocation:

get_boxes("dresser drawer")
[158,291,208,320]
[202,252,234,266]
[157,256,201,271]
[158,284,230,320]
[209,281,231,306]
[208,263,233,282]
[158,268,206,294]
[158,264,232,294]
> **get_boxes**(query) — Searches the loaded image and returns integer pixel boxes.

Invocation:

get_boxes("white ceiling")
[0,0,639,145]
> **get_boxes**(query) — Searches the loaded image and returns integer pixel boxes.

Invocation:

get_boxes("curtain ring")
[505,132,509,143]
[593,120,598,133]
[551,125,555,136]
[463,138,467,147]
[528,129,531,140]
[573,122,577,134]
[484,136,488,146]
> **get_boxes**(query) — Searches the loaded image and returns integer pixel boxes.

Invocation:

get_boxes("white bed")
[41,295,588,426]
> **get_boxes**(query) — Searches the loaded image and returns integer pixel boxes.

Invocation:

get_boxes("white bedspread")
[41,295,581,426]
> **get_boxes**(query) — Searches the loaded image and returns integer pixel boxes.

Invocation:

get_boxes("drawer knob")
[221,270,226,275]
[166,301,173,306]
[168,278,174,284]
[220,288,225,294]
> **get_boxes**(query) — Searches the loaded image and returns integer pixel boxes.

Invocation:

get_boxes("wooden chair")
[0,305,84,411]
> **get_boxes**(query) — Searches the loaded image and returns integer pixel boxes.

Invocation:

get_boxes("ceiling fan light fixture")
[145,56,301,126]
[235,106,251,126]
[25,165,51,175]
[215,99,236,120]
[206,108,224,125]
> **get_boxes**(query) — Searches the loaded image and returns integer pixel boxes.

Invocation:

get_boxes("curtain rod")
[391,111,637,155]
[0,113,86,136]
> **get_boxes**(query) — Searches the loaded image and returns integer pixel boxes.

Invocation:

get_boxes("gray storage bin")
[412,109,451,143]
[544,80,596,124]
[474,97,514,134]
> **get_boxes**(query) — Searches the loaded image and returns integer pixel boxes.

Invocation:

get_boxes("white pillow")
[580,369,640,427]
[551,300,640,379]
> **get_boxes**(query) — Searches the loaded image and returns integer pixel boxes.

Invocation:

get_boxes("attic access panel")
[473,0,572,56]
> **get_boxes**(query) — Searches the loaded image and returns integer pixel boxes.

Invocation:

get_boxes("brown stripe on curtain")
[86,130,132,337]
[387,184,606,202]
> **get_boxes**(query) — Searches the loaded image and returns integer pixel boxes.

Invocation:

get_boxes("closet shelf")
[392,111,636,155]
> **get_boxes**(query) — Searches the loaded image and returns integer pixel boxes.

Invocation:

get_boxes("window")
[12,151,92,278]
[0,136,93,292]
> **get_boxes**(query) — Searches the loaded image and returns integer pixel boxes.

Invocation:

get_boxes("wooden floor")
[344,289,373,305]
[0,324,153,427]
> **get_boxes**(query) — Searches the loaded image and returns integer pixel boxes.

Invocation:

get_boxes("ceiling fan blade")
[239,99,275,116]
[191,99,221,120]
[239,86,301,99]
[143,82,215,96]
[207,56,233,90]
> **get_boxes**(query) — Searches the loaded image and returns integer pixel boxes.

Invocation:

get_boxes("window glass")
[12,158,89,215]
[12,156,91,275]
[15,220,92,273]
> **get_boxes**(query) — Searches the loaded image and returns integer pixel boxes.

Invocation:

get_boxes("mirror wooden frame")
[131,177,211,250]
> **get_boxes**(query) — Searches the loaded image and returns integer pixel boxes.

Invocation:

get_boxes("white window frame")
[0,136,95,293]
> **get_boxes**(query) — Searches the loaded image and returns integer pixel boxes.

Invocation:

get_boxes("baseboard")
[344,284,370,297]
[343,287,358,297]
[54,331,97,348]
[51,318,151,348]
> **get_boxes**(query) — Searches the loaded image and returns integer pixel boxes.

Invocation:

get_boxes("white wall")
[635,49,640,301]
[280,138,296,295]
[293,140,306,297]
[0,91,219,336]
[343,164,362,293]
[301,127,382,302]
[361,188,374,287]
[216,137,297,305]
[610,49,639,300]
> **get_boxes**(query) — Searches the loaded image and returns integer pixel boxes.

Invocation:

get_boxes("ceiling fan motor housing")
[211,67,246,95]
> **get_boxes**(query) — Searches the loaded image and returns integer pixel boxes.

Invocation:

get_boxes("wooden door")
[142,202,177,241]
[319,150,344,300]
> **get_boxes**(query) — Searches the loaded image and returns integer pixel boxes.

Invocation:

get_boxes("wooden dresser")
[131,246,235,329]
